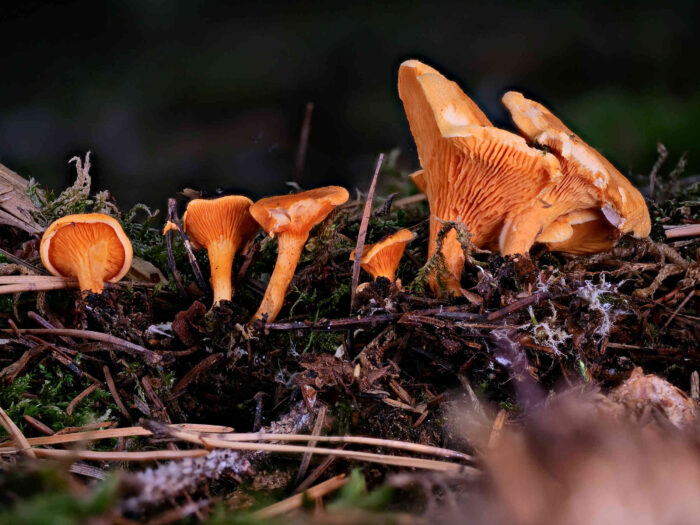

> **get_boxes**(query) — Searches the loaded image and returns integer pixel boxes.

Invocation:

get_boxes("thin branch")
[66,383,99,416]
[0,247,49,275]
[27,448,209,462]
[351,153,384,311]
[665,224,700,239]
[104,365,132,421]
[0,423,232,448]
[167,198,210,296]
[295,102,314,182]
[0,328,162,365]
[649,143,668,200]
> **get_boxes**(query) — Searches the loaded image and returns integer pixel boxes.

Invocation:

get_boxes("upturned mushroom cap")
[182,195,259,304]
[399,60,562,293]
[350,228,415,282]
[249,186,349,238]
[250,186,349,324]
[40,213,133,294]
[501,91,650,253]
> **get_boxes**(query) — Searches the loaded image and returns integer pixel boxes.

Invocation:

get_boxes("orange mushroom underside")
[45,221,128,293]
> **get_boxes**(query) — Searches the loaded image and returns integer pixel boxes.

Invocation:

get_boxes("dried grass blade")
[254,474,346,519]
[33,448,208,462]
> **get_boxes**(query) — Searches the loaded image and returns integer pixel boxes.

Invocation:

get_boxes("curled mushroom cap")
[182,195,259,305]
[249,186,349,323]
[399,60,562,294]
[40,213,133,294]
[500,91,650,254]
[350,229,415,283]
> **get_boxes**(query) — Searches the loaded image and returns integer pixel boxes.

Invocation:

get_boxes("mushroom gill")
[398,59,562,295]
[249,186,349,324]
[501,91,651,254]
[182,195,259,305]
[40,213,133,294]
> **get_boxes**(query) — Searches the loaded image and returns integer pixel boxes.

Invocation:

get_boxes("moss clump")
[0,365,114,436]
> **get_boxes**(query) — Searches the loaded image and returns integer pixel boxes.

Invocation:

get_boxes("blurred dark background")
[1,1,698,210]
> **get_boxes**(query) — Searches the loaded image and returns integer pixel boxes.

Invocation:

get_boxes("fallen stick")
[1,328,162,365]
[0,423,233,448]
[665,224,700,239]
[254,474,347,519]
[157,425,473,473]
[31,448,209,462]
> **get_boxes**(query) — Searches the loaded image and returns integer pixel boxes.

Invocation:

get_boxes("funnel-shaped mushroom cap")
[350,229,415,282]
[399,60,562,293]
[250,186,349,324]
[501,91,650,252]
[249,186,349,238]
[182,195,259,305]
[40,213,133,294]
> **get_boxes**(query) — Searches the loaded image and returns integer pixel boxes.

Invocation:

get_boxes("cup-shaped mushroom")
[249,186,349,323]
[182,195,259,305]
[40,213,133,294]
[350,229,415,283]
[398,60,562,294]
[500,91,650,254]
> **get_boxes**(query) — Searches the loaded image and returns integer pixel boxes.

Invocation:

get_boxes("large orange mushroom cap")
[501,91,651,254]
[250,186,349,323]
[182,195,259,305]
[350,228,415,283]
[398,60,562,294]
[40,213,133,294]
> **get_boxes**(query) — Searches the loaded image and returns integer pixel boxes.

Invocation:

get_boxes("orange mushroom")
[350,229,415,284]
[249,186,349,323]
[398,59,562,294]
[40,213,133,294]
[501,91,650,254]
[182,195,259,305]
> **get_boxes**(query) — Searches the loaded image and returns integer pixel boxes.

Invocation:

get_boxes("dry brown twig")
[351,153,384,311]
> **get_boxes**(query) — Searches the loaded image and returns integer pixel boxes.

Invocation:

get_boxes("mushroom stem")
[252,232,306,323]
[72,242,111,294]
[207,241,237,304]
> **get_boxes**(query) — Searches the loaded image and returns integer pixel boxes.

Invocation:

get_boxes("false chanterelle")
[40,213,133,294]
[182,195,259,305]
[399,59,650,293]
[249,186,349,323]
[350,228,415,286]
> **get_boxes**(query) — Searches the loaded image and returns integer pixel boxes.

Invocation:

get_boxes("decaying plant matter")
[0,62,697,523]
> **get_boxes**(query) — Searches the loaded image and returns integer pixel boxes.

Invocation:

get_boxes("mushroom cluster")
[38,186,348,324]
[34,58,650,323]
[398,59,650,294]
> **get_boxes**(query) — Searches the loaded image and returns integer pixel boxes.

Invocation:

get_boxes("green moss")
[0,365,114,437]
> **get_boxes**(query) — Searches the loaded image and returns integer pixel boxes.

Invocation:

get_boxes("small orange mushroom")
[501,91,650,254]
[350,229,415,284]
[182,195,259,305]
[398,59,562,294]
[249,186,349,323]
[40,213,133,294]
